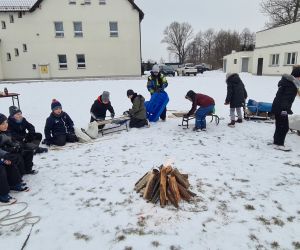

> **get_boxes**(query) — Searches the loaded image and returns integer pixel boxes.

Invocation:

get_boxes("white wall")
[0,0,142,80]
[223,51,253,74]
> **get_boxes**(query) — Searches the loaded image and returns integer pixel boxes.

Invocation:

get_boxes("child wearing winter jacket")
[8,106,48,154]
[225,73,248,127]
[184,90,215,131]
[271,65,300,151]
[0,158,29,204]
[44,99,78,147]
[0,113,36,176]
[124,89,149,128]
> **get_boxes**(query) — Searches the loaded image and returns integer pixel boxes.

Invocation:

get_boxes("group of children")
[1,65,299,203]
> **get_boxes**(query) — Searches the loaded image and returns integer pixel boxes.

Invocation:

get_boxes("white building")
[223,21,300,76]
[0,0,144,80]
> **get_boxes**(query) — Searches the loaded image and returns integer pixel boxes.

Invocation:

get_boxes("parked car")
[159,65,176,77]
[176,63,198,76]
[195,64,211,74]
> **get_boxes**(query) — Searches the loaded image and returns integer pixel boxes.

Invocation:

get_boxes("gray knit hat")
[101,91,110,102]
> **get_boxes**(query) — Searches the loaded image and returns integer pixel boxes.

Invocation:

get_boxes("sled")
[244,99,274,120]
[97,115,130,136]
[145,92,169,122]
[173,111,220,129]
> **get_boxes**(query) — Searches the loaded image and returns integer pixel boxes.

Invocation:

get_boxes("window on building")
[77,54,86,68]
[18,12,22,18]
[99,0,106,4]
[73,22,83,37]
[15,48,19,56]
[9,15,14,23]
[285,52,297,65]
[1,21,6,29]
[7,53,11,61]
[54,22,64,37]
[69,0,76,4]
[270,54,280,66]
[23,44,27,52]
[32,64,36,69]
[84,0,91,4]
[234,59,237,64]
[58,54,68,69]
[109,21,118,37]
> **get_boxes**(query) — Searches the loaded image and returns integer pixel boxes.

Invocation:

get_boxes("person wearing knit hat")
[0,113,36,175]
[147,64,169,121]
[8,106,48,154]
[90,91,115,129]
[271,65,300,151]
[43,99,78,146]
[124,89,149,128]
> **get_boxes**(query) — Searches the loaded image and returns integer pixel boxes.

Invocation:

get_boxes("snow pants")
[0,164,22,196]
[52,134,78,146]
[195,105,215,129]
[230,107,243,120]
[273,114,289,146]
[4,151,33,176]
[129,118,148,128]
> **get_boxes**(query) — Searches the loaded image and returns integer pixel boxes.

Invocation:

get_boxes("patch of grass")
[257,216,271,225]
[124,247,132,250]
[293,242,300,249]
[287,216,296,222]
[152,241,160,247]
[73,232,91,241]
[170,246,182,250]
[244,204,255,210]
[117,235,126,241]
[271,241,280,249]
[249,234,258,241]
[272,217,285,227]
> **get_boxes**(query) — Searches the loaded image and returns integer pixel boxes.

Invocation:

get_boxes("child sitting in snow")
[43,99,78,146]
[8,106,48,154]
[0,157,29,204]
[184,90,215,131]
[0,113,36,176]
[124,89,149,128]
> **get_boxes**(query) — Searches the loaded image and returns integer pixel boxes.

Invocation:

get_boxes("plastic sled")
[244,99,273,120]
[145,92,169,122]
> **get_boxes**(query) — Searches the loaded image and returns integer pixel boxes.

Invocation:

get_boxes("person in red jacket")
[184,90,215,131]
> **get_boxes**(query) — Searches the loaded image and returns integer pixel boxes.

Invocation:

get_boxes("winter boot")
[0,194,17,204]
[35,147,48,154]
[273,145,292,152]
[228,120,235,127]
[193,127,201,132]
[10,183,29,192]
[236,118,243,123]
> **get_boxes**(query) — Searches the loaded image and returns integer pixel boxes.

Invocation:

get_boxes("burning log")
[134,165,196,208]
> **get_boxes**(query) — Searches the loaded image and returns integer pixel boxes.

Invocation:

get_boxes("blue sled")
[145,92,169,122]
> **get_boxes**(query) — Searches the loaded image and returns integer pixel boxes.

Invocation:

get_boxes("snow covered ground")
[0,71,300,250]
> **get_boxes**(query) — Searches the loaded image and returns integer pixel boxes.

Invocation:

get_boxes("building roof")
[0,0,144,19]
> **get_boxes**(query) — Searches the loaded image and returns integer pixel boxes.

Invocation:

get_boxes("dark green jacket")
[128,94,147,120]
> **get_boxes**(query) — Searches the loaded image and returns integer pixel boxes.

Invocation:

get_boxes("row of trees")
[161,22,255,69]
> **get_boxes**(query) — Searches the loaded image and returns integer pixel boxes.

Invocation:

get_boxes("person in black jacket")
[0,113,36,176]
[90,91,115,129]
[8,106,47,154]
[44,99,78,147]
[271,66,300,150]
[225,73,248,127]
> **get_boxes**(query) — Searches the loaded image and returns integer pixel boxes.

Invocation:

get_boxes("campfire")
[134,165,196,208]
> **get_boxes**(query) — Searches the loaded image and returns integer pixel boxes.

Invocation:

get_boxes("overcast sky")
[135,0,268,63]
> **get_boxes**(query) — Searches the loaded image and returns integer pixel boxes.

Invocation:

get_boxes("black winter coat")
[0,132,21,158]
[225,74,248,108]
[90,95,115,122]
[8,117,35,142]
[271,74,298,115]
[44,112,75,140]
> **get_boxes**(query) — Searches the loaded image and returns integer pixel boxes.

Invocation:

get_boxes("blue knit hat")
[51,99,62,111]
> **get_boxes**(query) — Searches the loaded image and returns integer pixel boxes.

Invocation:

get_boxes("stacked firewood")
[134,165,196,208]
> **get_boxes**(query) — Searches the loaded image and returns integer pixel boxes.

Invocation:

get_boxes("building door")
[257,58,263,76]
[241,58,249,72]
[39,64,51,79]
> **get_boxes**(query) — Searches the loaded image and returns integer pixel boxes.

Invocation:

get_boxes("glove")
[281,111,288,116]
[123,111,129,116]
[111,113,115,119]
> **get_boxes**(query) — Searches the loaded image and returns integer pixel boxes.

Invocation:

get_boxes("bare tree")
[186,31,204,64]
[240,28,255,51]
[161,22,194,64]
[261,0,300,27]
[202,29,215,67]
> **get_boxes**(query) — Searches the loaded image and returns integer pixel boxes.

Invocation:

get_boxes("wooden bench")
[173,112,220,129]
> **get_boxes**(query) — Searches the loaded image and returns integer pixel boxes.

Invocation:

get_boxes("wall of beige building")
[223,51,253,74]
[0,0,142,80]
